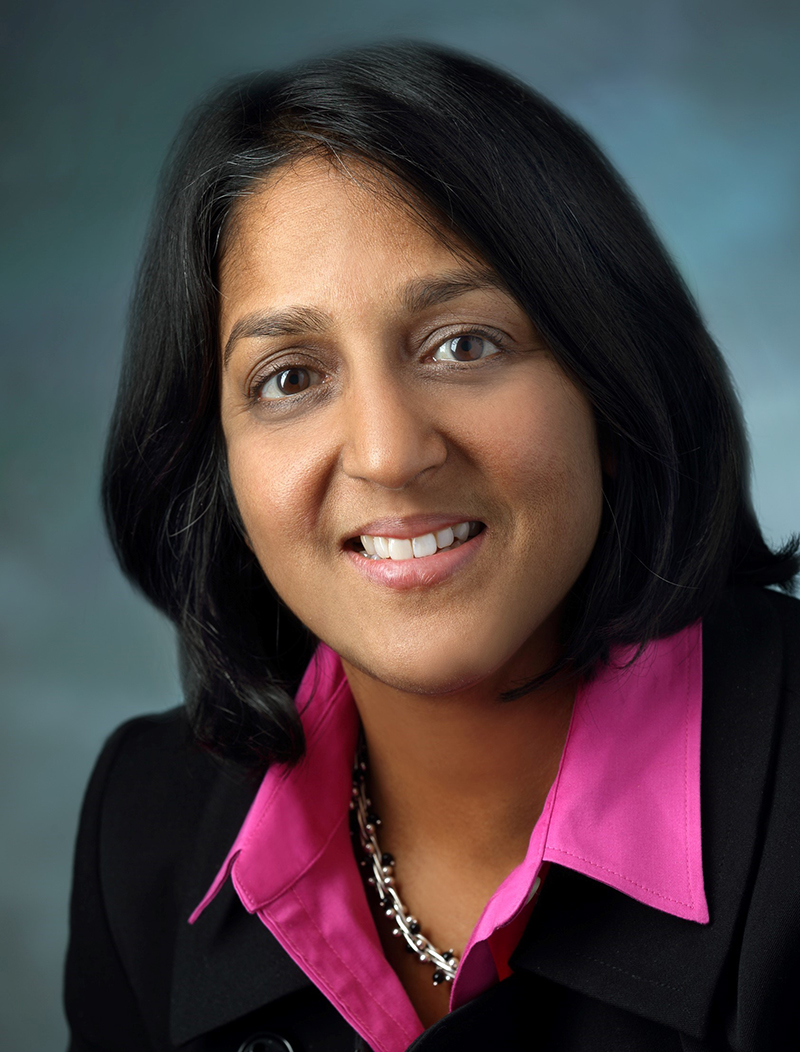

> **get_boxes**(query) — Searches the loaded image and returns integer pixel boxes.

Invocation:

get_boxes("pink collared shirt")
[191,624,708,1052]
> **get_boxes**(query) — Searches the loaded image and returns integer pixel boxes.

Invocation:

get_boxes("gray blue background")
[1,0,798,1046]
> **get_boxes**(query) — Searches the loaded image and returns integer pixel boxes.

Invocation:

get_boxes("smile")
[356,521,484,560]
[346,521,488,590]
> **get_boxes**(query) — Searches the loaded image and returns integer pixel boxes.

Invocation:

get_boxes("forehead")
[219,155,481,296]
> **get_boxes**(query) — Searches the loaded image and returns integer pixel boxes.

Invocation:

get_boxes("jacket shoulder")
[703,586,800,1050]
[702,584,800,713]
[91,705,259,906]
[704,581,800,635]
[94,706,229,822]
[65,708,259,1050]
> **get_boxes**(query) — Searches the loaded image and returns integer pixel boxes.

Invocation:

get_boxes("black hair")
[102,40,798,770]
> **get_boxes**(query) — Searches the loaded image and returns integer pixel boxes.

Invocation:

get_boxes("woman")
[65,41,800,1052]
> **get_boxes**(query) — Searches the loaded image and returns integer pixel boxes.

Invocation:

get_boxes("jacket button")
[238,1035,296,1052]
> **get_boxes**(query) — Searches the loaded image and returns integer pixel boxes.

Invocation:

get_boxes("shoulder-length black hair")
[103,40,798,770]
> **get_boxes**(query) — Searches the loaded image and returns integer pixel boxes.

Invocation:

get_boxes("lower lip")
[344,529,487,590]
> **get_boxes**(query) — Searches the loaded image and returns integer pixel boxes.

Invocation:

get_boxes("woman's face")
[219,157,604,697]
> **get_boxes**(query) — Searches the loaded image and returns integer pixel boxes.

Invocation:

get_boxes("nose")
[339,370,448,490]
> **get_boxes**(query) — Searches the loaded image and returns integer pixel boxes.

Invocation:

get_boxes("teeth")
[388,538,413,561]
[358,521,481,561]
[373,536,390,559]
[435,527,454,549]
[411,533,437,558]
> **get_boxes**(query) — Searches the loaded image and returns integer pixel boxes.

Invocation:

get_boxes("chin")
[349,661,490,698]
[336,632,533,699]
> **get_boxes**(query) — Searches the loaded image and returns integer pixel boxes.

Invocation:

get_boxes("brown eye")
[277,368,310,394]
[258,367,316,400]
[433,334,497,363]
[453,336,484,361]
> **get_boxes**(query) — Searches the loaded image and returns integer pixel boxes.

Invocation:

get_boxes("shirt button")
[237,1034,296,1052]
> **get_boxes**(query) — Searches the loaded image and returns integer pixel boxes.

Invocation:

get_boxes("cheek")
[492,390,603,563]
[487,386,601,494]
[225,429,323,567]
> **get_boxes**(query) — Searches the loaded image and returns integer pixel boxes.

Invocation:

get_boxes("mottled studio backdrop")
[1,0,798,1046]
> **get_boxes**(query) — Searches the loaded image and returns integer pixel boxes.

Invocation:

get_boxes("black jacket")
[64,586,800,1051]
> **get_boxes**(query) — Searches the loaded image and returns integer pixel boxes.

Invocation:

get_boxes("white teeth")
[435,527,455,549]
[388,537,413,561]
[358,521,481,561]
[411,533,437,558]
[373,536,390,559]
[361,534,376,556]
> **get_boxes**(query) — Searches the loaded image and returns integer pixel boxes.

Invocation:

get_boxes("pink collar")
[191,624,707,1052]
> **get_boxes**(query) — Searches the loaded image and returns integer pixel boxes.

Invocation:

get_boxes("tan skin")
[219,155,603,1028]
[352,668,575,1025]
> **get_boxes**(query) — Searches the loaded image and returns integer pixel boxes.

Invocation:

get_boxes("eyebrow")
[222,267,510,367]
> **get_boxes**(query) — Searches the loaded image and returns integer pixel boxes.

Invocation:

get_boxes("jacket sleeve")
[729,597,800,1052]
[64,720,156,1052]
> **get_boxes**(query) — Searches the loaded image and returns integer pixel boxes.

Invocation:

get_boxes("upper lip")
[344,514,484,543]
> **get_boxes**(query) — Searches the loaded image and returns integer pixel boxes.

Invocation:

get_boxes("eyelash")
[247,326,510,406]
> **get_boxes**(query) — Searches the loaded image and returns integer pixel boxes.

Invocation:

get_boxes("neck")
[341,657,576,880]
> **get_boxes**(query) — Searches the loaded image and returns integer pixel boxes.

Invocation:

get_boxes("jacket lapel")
[508,587,785,1039]
[169,761,314,1045]
[170,880,314,1044]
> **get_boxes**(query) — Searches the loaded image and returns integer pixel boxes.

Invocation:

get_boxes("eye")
[255,366,322,401]
[431,333,503,363]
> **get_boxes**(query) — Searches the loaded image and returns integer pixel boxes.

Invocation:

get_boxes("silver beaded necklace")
[350,739,459,987]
